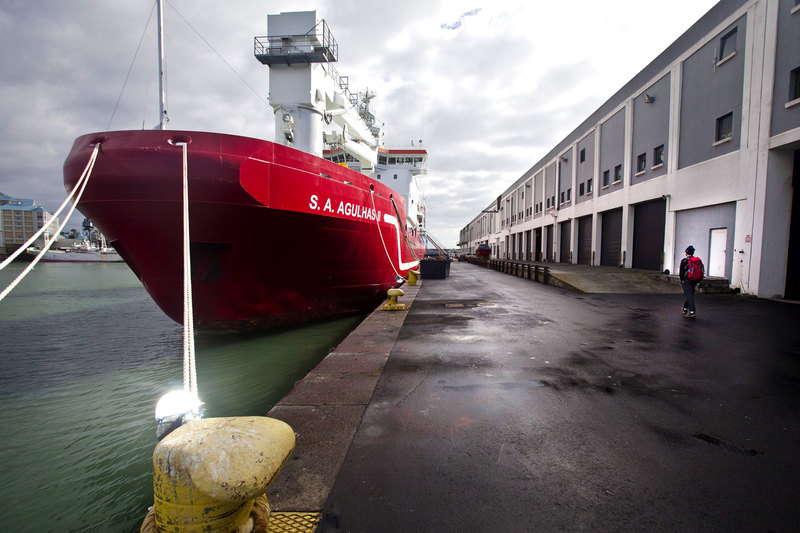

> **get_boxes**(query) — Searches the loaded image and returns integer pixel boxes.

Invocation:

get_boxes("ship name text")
[309,195,379,221]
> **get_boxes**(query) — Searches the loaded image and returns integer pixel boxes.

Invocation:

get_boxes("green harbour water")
[0,261,362,531]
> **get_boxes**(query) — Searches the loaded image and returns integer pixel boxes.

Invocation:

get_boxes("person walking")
[679,245,698,318]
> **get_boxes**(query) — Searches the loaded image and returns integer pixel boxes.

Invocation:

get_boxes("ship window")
[587,179,593,194]
[567,188,571,202]
[602,170,610,187]
[377,174,381,179]
[393,174,398,179]
[579,148,585,163]
[579,183,585,196]
[614,165,622,183]
[388,158,396,164]
[560,191,565,204]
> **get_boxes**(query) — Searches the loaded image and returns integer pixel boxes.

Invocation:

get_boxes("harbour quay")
[264,261,800,532]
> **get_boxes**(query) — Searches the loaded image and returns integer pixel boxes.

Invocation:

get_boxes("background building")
[459,0,800,299]
[1,192,58,254]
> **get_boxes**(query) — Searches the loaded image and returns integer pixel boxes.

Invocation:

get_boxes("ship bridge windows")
[325,153,359,164]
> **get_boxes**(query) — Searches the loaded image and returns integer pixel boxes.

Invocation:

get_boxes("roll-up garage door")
[577,215,592,265]
[632,198,666,271]
[600,208,622,266]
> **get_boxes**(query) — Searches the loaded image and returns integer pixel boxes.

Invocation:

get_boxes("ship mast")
[156,0,168,130]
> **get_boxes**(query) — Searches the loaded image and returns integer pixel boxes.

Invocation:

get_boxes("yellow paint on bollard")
[407,269,420,286]
[147,416,295,532]
[381,288,408,311]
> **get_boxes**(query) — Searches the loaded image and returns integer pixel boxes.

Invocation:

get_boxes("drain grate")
[269,512,321,532]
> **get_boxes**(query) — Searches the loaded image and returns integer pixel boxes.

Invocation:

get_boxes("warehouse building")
[458,0,800,299]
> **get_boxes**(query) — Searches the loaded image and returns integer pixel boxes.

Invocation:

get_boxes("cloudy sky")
[0,0,719,248]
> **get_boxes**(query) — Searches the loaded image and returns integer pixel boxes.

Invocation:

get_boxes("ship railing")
[254,20,338,65]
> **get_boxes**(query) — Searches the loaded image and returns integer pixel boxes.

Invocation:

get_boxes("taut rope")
[369,188,403,279]
[179,142,198,397]
[390,196,421,263]
[0,143,101,301]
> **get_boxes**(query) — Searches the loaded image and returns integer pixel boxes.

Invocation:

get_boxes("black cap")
[685,245,695,255]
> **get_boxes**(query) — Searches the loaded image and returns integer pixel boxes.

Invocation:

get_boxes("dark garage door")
[632,198,666,271]
[601,208,622,266]
[577,215,592,265]
[560,221,571,263]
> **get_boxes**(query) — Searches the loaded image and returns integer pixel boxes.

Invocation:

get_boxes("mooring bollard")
[140,416,295,533]
[382,288,408,311]
[407,269,420,286]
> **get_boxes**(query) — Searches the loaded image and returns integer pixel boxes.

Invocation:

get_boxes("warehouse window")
[715,112,733,144]
[789,67,800,106]
[653,145,664,168]
[718,28,737,63]
[636,153,646,174]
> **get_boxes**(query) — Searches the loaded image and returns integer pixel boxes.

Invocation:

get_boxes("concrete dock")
[266,262,800,532]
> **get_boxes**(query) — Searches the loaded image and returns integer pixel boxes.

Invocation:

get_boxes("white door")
[709,228,727,277]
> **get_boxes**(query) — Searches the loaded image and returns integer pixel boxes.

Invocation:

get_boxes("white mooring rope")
[0,143,101,302]
[390,196,421,263]
[179,142,198,397]
[370,189,403,279]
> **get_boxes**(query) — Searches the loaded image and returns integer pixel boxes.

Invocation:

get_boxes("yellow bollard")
[381,288,408,311]
[407,269,420,286]
[141,416,295,533]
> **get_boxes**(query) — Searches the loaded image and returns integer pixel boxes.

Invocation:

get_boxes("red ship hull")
[63,130,423,331]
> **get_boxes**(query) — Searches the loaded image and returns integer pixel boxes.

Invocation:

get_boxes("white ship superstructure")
[255,11,382,170]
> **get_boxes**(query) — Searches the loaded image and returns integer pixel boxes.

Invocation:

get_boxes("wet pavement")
[270,262,800,532]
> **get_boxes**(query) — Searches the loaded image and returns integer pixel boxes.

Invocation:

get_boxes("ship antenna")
[156,0,169,129]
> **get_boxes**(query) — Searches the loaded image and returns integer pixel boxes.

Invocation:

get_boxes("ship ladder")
[0,143,101,302]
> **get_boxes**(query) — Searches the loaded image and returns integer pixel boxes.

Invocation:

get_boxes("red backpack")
[686,256,704,282]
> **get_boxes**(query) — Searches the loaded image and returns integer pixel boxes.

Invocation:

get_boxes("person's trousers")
[681,280,696,313]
